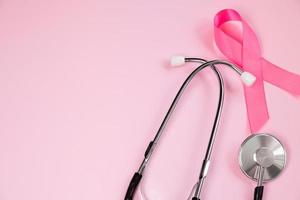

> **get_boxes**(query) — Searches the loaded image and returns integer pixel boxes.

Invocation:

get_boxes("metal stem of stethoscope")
[124,57,256,200]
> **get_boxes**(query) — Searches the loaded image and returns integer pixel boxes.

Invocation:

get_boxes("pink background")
[0,0,299,199]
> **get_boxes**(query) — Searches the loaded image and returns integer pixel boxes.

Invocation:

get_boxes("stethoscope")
[124,56,286,200]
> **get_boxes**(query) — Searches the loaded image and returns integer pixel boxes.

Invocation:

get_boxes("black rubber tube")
[254,186,264,200]
[124,172,142,200]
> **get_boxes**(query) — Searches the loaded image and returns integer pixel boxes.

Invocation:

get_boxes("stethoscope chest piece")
[239,133,286,182]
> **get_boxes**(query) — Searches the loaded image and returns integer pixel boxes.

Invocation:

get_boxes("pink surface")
[0,0,299,200]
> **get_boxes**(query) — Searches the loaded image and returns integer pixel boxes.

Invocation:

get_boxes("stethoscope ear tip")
[170,55,186,67]
[241,71,256,86]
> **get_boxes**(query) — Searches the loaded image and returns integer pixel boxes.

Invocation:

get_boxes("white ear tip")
[170,55,185,67]
[241,72,256,86]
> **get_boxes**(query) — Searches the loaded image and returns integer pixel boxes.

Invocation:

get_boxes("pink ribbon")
[214,9,300,132]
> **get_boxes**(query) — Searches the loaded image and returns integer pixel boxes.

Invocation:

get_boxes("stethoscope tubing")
[125,59,244,200]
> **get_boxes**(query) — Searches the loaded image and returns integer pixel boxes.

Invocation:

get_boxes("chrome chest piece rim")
[238,133,286,182]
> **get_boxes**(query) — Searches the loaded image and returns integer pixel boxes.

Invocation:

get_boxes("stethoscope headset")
[124,56,286,200]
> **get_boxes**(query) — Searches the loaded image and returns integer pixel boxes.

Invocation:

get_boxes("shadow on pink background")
[0,0,299,199]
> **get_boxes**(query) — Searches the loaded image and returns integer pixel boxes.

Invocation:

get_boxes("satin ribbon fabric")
[214,9,300,132]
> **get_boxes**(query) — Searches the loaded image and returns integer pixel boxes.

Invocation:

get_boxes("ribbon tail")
[244,85,270,132]
[262,58,300,95]
[243,77,270,133]
[242,49,269,132]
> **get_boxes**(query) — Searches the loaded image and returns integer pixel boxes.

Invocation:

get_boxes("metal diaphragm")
[239,133,286,182]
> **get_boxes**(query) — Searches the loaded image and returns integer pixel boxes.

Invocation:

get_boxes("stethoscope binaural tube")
[124,57,256,200]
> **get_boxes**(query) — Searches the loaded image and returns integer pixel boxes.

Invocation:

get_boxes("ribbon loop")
[214,9,300,132]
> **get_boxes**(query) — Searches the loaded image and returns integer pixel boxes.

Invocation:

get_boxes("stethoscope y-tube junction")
[124,57,256,200]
